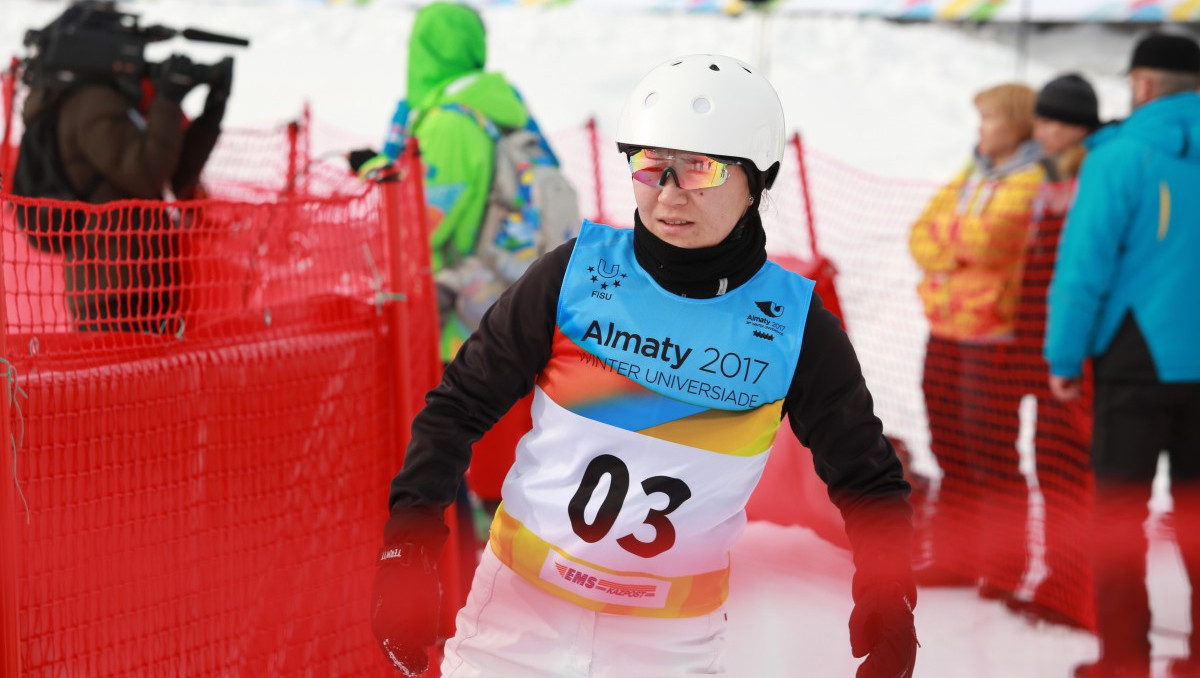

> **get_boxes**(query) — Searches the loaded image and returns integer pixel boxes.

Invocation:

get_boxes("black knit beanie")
[1130,32,1200,74]
[1036,74,1101,130]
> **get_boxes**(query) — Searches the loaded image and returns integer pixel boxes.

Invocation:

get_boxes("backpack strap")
[437,101,559,165]
[437,102,502,142]
[436,102,529,219]
[422,74,561,162]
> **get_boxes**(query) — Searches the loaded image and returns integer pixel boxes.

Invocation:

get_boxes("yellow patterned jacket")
[910,145,1045,341]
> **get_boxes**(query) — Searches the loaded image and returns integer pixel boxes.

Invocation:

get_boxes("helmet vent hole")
[692,97,711,114]
[709,64,720,71]
[741,66,752,73]
[644,91,659,108]
[671,61,683,66]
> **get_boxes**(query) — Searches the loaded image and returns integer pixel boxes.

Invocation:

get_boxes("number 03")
[566,454,692,559]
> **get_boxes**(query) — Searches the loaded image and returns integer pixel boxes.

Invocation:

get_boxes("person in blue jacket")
[1045,31,1200,678]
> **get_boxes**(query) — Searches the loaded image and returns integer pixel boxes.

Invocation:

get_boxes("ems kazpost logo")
[746,300,786,341]
[540,554,668,609]
[585,258,627,301]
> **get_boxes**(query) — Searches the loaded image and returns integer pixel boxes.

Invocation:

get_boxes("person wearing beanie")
[1036,74,1102,129]
[909,82,1045,606]
[1046,31,1200,678]
[1003,72,1104,633]
[373,54,917,678]
[1035,73,1102,179]
[1129,31,1200,75]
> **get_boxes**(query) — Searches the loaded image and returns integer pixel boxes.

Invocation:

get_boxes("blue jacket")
[1045,92,1200,382]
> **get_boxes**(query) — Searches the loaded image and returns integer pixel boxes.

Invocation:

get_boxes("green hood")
[407,2,485,109]
[407,2,526,128]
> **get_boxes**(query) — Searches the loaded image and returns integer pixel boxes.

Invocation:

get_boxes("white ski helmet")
[616,54,786,188]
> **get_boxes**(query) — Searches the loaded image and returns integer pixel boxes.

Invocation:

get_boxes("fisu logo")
[586,258,627,301]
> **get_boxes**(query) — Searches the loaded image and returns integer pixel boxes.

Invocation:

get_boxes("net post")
[379,141,465,651]
[0,205,21,678]
[587,117,607,224]
[285,119,299,197]
[791,131,819,257]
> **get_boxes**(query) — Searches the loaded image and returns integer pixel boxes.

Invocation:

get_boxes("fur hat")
[1035,74,1101,130]
[1130,32,1200,74]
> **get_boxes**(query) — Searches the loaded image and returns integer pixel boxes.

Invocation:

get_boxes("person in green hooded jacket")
[355,0,570,644]
[356,0,559,362]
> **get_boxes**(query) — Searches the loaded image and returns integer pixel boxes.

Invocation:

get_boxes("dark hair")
[741,160,766,207]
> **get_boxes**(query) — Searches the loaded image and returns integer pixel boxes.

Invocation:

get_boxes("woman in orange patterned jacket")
[909,82,1045,603]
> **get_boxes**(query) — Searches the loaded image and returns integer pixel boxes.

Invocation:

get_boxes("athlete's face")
[632,150,752,249]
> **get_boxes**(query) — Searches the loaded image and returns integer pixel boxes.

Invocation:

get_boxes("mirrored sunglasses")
[627,148,739,190]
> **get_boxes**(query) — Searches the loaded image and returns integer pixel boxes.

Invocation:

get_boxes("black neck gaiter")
[632,209,768,299]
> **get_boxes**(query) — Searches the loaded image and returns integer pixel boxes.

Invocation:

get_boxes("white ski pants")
[441,547,728,678]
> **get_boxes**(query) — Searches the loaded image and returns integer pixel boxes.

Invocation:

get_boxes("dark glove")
[153,54,198,104]
[350,150,397,182]
[201,57,235,119]
[348,148,380,173]
[849,580,918,678]
[371,507,449,676]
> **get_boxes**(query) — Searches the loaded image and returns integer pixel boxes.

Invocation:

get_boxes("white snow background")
[0,2,1193,677]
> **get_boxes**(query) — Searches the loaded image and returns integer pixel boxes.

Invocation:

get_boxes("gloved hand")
[371,508,449,676]
[849,580,918,678]
[201,57,235,119]
[153,54,199,104]
[349,150,396,182]
[348,148,380,173]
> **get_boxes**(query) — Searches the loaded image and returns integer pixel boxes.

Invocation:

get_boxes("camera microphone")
[181,28,250,48]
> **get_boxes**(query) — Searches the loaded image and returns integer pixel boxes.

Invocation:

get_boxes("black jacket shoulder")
[388,239,573,510]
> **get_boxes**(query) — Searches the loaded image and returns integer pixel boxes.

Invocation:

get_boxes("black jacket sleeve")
[171,108,223,199]
[784,293,915,600]
[385,240,573,537]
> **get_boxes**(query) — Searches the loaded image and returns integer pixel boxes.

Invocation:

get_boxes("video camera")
[21,0,249,92]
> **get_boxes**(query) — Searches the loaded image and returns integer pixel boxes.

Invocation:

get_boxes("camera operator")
[15,1,234,333]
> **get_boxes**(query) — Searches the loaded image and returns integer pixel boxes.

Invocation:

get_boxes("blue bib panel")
[557,221,813,421]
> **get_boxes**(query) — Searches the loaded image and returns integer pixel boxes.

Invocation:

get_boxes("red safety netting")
[195,113,310,202]
[1,73,446,676]
[766,148,1093,631]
